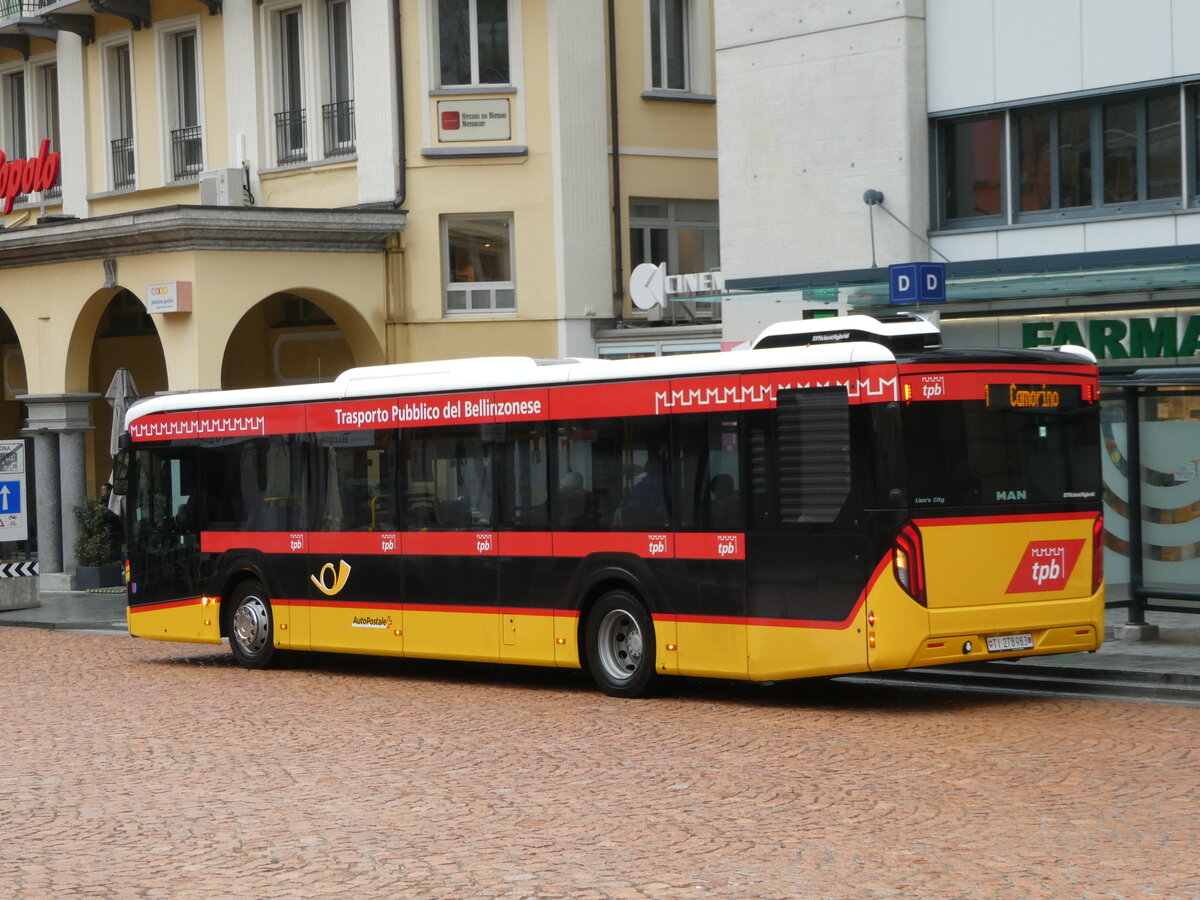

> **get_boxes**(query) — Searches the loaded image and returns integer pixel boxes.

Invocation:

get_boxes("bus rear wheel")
[585,590,656,698]
[228,580,278,669]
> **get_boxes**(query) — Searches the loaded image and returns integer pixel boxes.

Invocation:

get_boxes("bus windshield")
[901,396,1099,509]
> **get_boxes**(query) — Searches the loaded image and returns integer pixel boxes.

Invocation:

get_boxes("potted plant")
[73,498,123,590]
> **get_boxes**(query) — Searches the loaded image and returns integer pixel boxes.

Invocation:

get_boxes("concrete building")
[0,0,718,586]
[715,0,1200,615]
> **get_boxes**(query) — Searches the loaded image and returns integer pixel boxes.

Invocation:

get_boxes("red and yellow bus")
[119,315,1103,696]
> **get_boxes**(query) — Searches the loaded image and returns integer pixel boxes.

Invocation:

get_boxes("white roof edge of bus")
[123,337,898,430]
[752,314,937,347]
[1052,343,1098,364]
[336,357,550,384]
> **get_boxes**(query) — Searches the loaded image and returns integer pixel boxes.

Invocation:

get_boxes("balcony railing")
[274,108,307,165]
[322,99,355,158]
[111,137,135,189]
[170,125,203,180]
[0,0,57,18]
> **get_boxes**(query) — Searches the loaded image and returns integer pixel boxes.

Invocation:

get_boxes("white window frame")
[2,68,27,161]
[628,198,721,321]
[157,16,207,183]
[99,31,138,191]
[319,0,355,157]
[261,0,359,167]
[642,0,713,98]
[442,214,517,316]
[32,60,58,156]
[431,0,514,90]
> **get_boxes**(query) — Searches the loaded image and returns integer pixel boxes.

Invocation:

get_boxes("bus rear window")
[902,399,1099,508]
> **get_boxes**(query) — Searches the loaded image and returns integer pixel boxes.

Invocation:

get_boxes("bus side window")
[673,414,742,532]
[403,426,494,530]
[499,422,548,530]
[316,430,397,532]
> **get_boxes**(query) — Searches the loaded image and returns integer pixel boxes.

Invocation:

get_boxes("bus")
[118,314,1104,697]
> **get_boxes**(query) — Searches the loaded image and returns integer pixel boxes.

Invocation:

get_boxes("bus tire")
[584,589,657,698]
[228,580,278,669]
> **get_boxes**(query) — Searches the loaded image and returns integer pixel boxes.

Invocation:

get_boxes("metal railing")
[170,125,203,180]
[0,0,58,18]
[273,108,307,165]
[110,137,135,189]
[322,99,355,158]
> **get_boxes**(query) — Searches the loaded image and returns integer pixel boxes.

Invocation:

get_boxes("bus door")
[306,429,402,655]
[400,424,501,662]
[743,386,874,679]
[127,445,211,641]
[182,434,312,650]
[497,420,559,666]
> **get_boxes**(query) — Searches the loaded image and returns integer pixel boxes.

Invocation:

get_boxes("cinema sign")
[0,139,61,215]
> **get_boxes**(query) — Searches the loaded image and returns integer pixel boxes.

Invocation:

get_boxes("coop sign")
[0,139,61,215]
[146,281,193,315]
[1023,313,1200,361]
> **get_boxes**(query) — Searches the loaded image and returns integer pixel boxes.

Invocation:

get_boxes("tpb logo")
[921,376,946,400]
[1006,540,1085,593]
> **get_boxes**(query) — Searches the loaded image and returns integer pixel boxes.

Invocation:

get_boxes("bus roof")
[124,338,898,430]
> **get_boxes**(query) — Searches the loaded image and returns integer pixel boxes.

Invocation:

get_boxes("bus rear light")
[867,610,876,626]
[868,631,876,648]
[1091,515,1104,594]
[927,642,944,649]
[893,522,927,606]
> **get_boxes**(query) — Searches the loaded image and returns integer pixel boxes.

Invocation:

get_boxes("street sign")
[889,262,946,305]
[0,440,28,542]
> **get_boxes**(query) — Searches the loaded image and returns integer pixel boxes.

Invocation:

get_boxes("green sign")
[1023,315,1200,360]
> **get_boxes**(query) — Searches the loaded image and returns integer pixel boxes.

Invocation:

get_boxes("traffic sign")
[889,262,946,305]
[0,441,28,542]
[0,480,21,514]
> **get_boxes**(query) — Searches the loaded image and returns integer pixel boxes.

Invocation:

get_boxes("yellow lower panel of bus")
[909,624,1099,667]
[652,610,869,681]
[306,604,405,657]
[128,599,222,645]
[745,607,871,680]
[866,581,1103,673]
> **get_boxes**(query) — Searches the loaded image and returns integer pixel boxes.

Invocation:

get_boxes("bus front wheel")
[585,590,657,698]
[228,580,278,669]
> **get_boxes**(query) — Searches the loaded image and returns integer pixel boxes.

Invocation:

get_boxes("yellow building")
[0,0,718,585]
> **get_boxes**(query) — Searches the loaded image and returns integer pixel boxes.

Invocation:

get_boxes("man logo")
[311,559,352,596]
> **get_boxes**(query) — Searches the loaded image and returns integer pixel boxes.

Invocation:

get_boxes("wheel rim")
[232,596,270,656]
[596,607,644,683]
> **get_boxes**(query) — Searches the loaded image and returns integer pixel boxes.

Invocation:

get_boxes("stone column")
[58,431,88,573]
[19,394,98,592]
[30,431,61,573]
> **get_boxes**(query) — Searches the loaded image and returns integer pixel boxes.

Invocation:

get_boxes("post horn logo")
[311,559,352,596]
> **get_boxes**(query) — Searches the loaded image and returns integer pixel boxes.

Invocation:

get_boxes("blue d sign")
[889,262,946,304]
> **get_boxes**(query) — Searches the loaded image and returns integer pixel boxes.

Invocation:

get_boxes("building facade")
[715,0,1200,616]
[0,0,718,585]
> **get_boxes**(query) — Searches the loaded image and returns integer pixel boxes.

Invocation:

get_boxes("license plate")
[986,632,1034,653]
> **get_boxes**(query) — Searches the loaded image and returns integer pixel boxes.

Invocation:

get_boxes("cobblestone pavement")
[2,630,1198,899]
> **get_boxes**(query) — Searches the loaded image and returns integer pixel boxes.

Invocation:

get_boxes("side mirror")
[111,450,129,495]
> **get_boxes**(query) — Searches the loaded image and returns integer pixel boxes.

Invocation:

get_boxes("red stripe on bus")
[202,531,306,554]
[200,531,747,560]
[128,597,200,613]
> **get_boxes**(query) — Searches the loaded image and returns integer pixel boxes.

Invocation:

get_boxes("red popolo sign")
[0,139,61,215]
[1005,539,1086,593]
